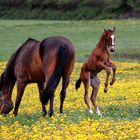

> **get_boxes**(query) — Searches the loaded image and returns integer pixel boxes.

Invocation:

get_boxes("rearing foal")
[75,27,117,116]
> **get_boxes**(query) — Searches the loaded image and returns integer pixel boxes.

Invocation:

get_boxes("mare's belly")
[28,69,45,83]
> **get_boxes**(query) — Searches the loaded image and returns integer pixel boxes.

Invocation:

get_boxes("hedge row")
[0,0,140,19]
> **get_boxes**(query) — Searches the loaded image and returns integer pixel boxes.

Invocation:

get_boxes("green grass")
[0,20,140,139]
[0,19,140,62]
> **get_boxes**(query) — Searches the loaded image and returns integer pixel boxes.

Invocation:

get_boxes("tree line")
[0,0,140,19]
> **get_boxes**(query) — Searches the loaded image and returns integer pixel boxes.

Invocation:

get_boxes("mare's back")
[15,38,40,65]
[39,36,75,59]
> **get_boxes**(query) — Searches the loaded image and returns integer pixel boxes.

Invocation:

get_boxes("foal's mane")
[97,32,106,49]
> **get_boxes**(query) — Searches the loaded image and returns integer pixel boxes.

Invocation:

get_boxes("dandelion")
[0,62,139,139]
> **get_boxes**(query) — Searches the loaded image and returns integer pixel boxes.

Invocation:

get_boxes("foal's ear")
[113,26,116,32]
[104,28,108,34]
[104,28,107,33]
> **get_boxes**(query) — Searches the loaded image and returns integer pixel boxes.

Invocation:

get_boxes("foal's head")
[104,27,116,52]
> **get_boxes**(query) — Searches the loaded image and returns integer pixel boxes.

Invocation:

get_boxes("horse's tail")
[40,46,70,105]
[75,78,81,90]
[75,64,86,90]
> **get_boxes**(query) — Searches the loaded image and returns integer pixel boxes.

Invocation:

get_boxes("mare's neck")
[1,69,16,101]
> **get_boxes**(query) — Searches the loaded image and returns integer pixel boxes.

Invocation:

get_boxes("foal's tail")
[75,78,81,90]
[75,64,87,90]
[40,45,70,105]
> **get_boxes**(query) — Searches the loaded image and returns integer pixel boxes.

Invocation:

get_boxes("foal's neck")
[96,33,108,53]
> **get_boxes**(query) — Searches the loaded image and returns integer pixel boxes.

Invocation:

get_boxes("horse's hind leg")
[90,76,102,116]
[13,81,26,116]
[49,92,55,117]
[37,83,47,117]
[60,76,69,114]
[83,73,92,113]
[45,79,60,117]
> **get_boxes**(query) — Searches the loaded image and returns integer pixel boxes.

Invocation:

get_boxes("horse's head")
[0,72,14,114]
[104,27,116,52]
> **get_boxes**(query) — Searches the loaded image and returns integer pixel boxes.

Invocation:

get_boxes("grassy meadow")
[0,19,140,62]
[0,20,140,139]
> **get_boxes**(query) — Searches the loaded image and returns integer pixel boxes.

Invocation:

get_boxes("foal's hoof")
[104,88,108,93]
[98,113,102,117]
[89,109,93,114]
[110,81,114,85]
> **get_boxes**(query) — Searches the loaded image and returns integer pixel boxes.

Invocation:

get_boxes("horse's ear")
[104,28,108,34]
[104,28,107,32]
[113,26,116,32]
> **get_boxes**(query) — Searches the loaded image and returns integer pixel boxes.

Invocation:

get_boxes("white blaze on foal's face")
[111,34,115,50]
[111,34,115,45]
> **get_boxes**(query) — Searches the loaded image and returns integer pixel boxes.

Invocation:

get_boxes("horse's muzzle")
[110,48,115,52]
[0,101,13,114]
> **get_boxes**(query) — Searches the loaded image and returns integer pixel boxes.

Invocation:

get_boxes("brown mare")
[75,27,116,116]
[0,36,75,117]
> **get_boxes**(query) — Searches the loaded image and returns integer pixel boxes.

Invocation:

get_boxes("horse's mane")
[1,38,38,88]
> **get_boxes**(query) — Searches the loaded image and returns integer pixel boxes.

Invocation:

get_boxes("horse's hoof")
[48,111,53,117]
[104,89,107,93]
[59,111,64,115]
[110,81,114,85]
[59,112,64,116]
[98,113,102,117]
[49,113,53,117]
[89,109,93,114]
[13,112,17,117]
[42,111,47,117]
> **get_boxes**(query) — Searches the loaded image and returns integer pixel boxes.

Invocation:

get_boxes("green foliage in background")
[0,0,140,19]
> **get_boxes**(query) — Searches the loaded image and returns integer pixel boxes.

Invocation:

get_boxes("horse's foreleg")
[104,66,111,93]
[90,76,102,116]
[13,81,26,116]
[97,62,111,93]
[110,63,117,85]
[37,83,47,117]
[60,76,69,114]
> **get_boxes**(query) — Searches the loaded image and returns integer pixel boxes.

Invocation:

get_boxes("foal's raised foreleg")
[97,62,111,93]
[13,81,26,116]
[90,76,102,116]
[37,83,47,117]
[104,67,111,93]
[109,63,116,85]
